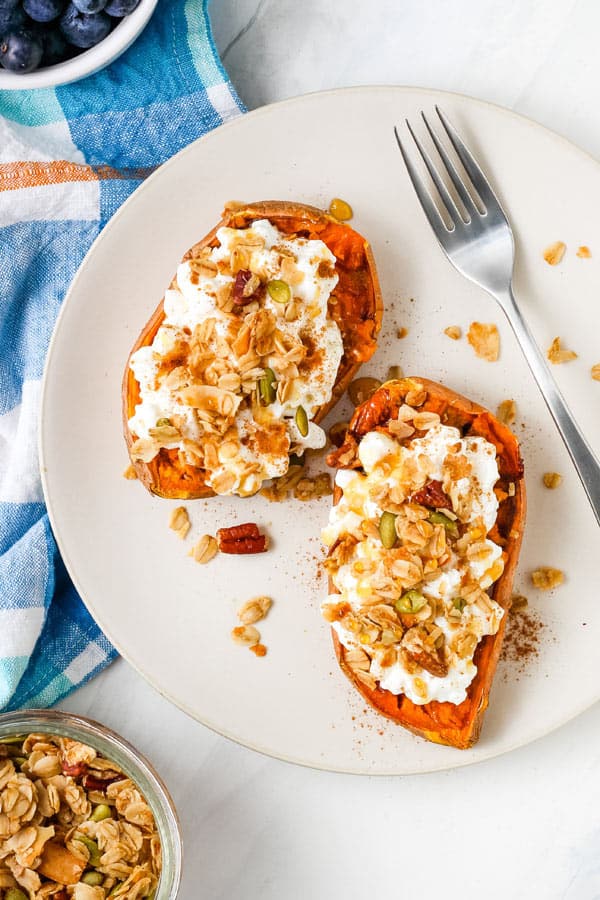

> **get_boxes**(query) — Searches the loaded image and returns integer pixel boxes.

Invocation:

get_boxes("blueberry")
[104,0,139,14]
[40,25,69,63]
[71,0,106,11]
[60,3,110,47]
[0,5,25,33]
[0,29,43,72]
[23,0,66,22]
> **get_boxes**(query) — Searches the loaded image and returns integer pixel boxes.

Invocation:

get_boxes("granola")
[128,220,345,498]
[321,395,508,706]
[496,399,516,426]
[531,567,564,590]
[444,325,461,341]
[168,506,190,540]
[0,734,160,900]
[542,472,562,489]
[543,241,566,265]
[546,337,578,364]
[467,322,500,362]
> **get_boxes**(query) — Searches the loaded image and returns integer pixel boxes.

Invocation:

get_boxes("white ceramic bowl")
[0,0,158,90]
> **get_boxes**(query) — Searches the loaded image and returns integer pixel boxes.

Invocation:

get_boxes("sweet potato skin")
[327,377,526,750]
[123,201,383,499]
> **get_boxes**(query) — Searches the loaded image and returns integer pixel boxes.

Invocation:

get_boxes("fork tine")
[393,126,452,233]
[420,111,478,220]
[435,105,501,213]
[404,118,462,227]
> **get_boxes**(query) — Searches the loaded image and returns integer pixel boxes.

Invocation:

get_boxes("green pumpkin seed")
[429,510,459,537]
[91,803,112,822]
[155,417,171,427]
[295,405,309,437]
[6,889,29,900]
[82,872,104,886]
[453,597,466,612]
[0,735,25,745]
[267,279,291,304]
[76,835,102,867]
[259,367,277,406]
[379,511,397,549]
[394,590,427,614]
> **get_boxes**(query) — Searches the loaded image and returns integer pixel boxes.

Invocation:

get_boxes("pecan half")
[220,535,268,554]
[217,522,260,542]
[410,479,452,510]
[217,522,268,554]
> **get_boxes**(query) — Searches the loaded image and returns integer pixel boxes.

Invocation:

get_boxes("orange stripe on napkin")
[0,161,100,192]
[0,161,155,192]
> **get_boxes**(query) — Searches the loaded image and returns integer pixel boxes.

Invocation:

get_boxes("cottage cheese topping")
[322,417,506,706]
[129,219,343,496]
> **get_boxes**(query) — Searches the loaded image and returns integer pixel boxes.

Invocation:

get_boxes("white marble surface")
[60,2,600,897]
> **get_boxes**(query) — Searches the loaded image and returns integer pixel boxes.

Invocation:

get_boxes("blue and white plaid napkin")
[0,0,244,711]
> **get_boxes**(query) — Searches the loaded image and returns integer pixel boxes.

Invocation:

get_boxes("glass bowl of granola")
[0,709,181,899]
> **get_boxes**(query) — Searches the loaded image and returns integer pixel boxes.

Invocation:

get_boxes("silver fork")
[395,106,600,527]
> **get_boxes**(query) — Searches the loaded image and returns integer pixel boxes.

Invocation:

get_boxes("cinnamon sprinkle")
[500,605,544,676]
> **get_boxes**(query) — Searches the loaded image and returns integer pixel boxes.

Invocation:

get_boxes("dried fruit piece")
[238,595,272,625]
[547,337,578,364]
[188,534,218,564]
[231,625,261,646]
[169,506,191,540]
[467,322,500,362]
[497,399,516,426]
[543,472,562,489]
[543,241,566,265]
[397,327,408,339]
[328,197,353,221]
[38,842,87,885]
[249,643,268,657]
[348,376,381,406]
[591,363,600,381]
[531,567,564,590]
[444,325,461,340]
[576,245,591,258]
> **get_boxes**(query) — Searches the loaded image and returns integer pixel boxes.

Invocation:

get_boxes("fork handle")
[500,285,600,526]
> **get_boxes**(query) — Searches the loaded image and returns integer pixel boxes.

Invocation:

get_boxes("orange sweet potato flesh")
[326,377,526,750]
[123,201,383,499]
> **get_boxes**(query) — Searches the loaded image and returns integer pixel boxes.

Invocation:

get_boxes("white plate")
[41,87,600,775]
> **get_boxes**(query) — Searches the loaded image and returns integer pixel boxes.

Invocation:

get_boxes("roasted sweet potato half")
[324,377,526,750]
[123,201,383,499]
